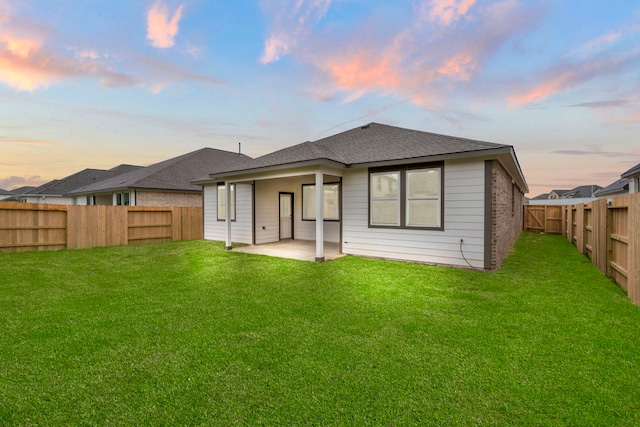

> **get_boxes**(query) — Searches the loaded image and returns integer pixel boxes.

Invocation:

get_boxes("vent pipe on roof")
[239,142,242,155]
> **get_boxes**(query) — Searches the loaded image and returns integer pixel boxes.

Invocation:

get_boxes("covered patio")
[233,240,345,262]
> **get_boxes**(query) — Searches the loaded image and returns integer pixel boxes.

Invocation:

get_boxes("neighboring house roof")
[197,123,528,192]
[9,186,36,195]
[548,185,602,198]
[621,162,640,178]
[563,185,602,198]
[68,148,250,195]
[0,188,11,195]
[531,193,549,200]
[594,178,629,197]
[26,165,143,197]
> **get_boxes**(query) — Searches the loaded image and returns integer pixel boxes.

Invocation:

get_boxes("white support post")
[225,181,232,250]
[315,171,324,262]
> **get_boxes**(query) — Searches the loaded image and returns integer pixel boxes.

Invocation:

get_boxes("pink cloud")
[259,0,332,64]
[297,0,542,107]
[147,1,185,48]
[509,50,640,106]
[421,0,477,26]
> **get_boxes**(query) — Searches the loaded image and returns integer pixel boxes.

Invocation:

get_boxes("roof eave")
[200,158,348,182]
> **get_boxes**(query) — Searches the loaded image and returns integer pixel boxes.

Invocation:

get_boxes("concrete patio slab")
[232,240,344,262]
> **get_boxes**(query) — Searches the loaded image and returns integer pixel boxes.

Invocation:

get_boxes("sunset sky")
[1,0,639,196]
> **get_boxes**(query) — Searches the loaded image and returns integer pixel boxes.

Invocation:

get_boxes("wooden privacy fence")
[0,202,203,252]
[524,205,563,234]
[525,194,640,307]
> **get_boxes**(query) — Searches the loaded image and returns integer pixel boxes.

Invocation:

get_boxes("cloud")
[301,0,544,107]
[510,14,640,106]
[0,1,219,93]
[259,0,332,64]
[147,1,185,48]
[553,149,630,158]
[419,0,477,26]
[0,175,43,191]
[508,48,640,106]
[570,100,629,109]
[0,137,58,146]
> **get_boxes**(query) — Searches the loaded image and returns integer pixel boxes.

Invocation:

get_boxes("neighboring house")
[1,186,36,202]
[594,161,640,199]
[595,178,629,199]
[68,148,250,207]
[0,188,12,201]
[530,184,602,205]
[621,162,640,194]
[194,123,528,271]
[18,165,142,205]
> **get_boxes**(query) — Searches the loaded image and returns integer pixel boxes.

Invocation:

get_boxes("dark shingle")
[595,178,628,197]
[621,162,640,178]
[68,148,250,195]
[209,122,508,176]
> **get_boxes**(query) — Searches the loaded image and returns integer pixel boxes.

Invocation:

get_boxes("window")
[115,192,130,206]
[302,183,340,221]
[370,171,400,225]
[369,164,443,229]
[406,168,440,227]
[217,183,236,221]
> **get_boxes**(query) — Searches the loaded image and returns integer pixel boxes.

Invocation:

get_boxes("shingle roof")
[594,178,628,197]
[209,122,509,176]
[9,186,36,195]
[68,148,250,195]
[28,165,143,196]
[565,185,602,198]
[531,193,550,200]
[621,162,640,178]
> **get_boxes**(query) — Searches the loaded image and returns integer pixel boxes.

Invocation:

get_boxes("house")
[595,161,640,199]
[530,184,602,205]
[1,186,36,202]
[17,165,142,205]
[621,162,640,194]
[595,178,629,198]
[194,123,528,270]
[0,188,12,201]
[68,148,250,206]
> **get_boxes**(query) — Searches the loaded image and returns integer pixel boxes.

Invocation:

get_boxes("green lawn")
[1,232,639,426]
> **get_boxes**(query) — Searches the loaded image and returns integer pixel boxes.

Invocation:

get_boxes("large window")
[370,164,442,229]
[302,183,340,221]
[217,183,236,221]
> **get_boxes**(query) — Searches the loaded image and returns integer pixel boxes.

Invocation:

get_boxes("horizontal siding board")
[342,159,486,267]
[203,183,252,244]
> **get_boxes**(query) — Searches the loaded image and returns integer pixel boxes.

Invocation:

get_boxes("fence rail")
[0,202,202,252]
[525,193,640,307]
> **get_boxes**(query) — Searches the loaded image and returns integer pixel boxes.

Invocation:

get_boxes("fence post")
[628,193,639,306]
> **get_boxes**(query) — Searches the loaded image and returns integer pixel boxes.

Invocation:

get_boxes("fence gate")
[524,205,563,233]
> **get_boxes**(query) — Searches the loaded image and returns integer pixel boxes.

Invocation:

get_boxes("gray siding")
[341,159,486,268]
[203,183,253,244]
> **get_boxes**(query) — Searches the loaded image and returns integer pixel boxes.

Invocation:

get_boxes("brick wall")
[491,160,524,270]
[136,191,202,207]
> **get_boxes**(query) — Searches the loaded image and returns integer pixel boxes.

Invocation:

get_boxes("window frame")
[217,183,236,222]
[368,162,444,231]
[115,192,130,206]
[301,182,341,221]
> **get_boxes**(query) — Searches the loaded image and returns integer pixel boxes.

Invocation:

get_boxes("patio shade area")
[232,240,344,262]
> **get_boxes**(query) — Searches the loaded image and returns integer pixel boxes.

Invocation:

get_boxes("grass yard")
[1,232,640,425]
